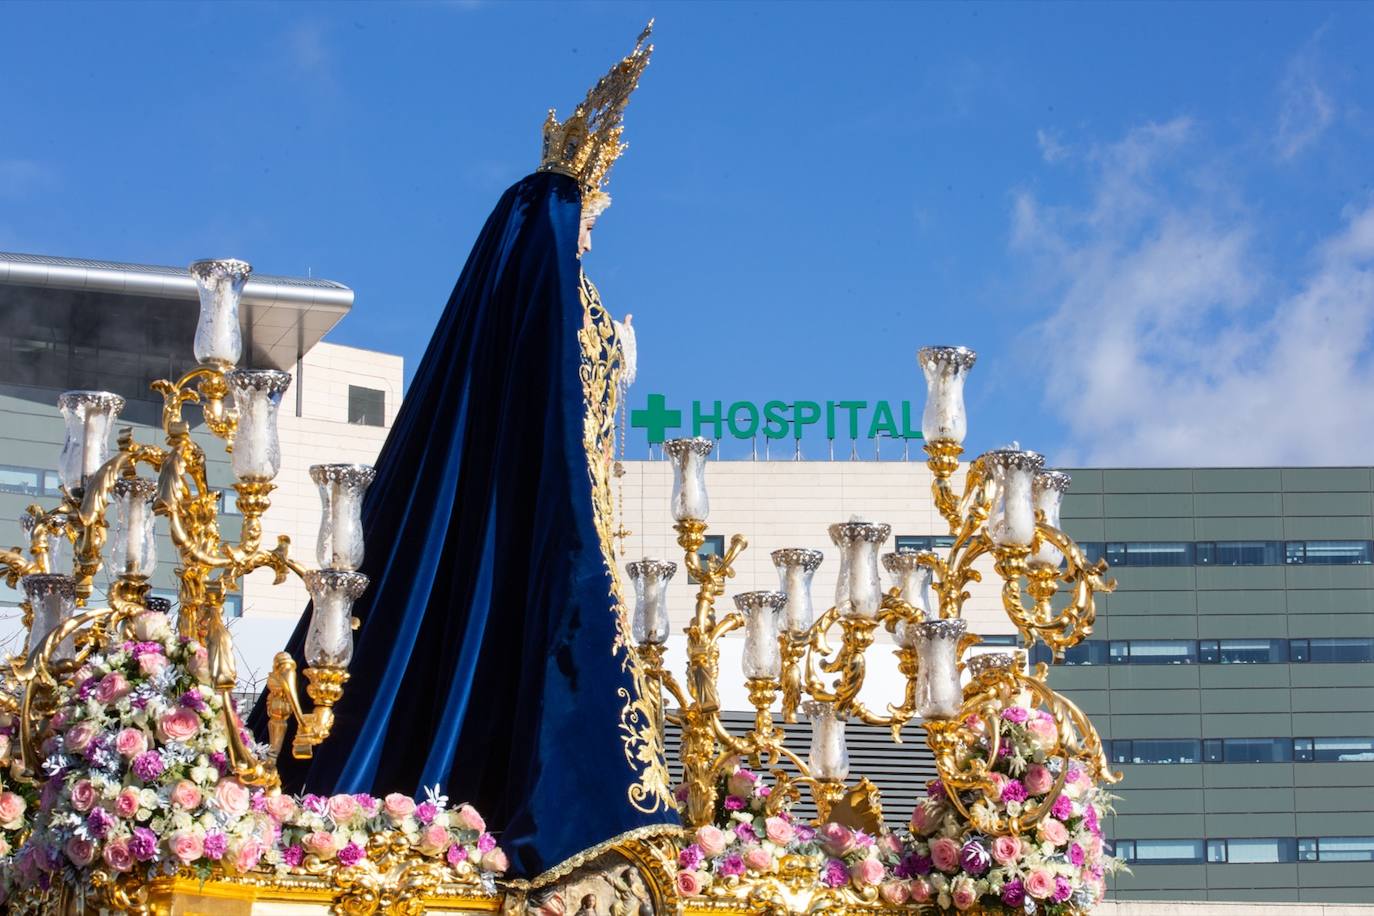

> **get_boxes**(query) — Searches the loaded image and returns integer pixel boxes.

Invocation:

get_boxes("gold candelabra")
[0,258,373,788]
[629,345,1122,837]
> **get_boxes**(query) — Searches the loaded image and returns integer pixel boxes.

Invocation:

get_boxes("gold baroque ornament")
[578,271,675,817]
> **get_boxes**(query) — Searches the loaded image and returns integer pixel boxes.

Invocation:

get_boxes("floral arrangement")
[1,707,36,870]
[0,609,505,909]
[898,705,1121,913]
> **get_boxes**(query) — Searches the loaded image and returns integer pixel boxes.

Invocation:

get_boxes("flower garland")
[898,705,1122,913]
[0,609,506,909]
[1,706,36,870]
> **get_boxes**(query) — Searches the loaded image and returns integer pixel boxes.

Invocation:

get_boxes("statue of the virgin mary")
[251,24,678,885]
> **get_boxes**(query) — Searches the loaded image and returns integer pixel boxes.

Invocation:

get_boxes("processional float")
[0,263,1122,915]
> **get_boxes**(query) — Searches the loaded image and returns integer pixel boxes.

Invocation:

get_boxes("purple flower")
[960,839,990,876]
[1001,707,1030,724]
[1052,794,1074,820]
[1069,843,1086,866]
[210,752,229,776]
[203,832,228,860]
[1000,780,1028,803]
[283,845,305,867]
[854,830,875,848]
[1001,878,1026,907]
[903,851,933,876]
[355,793,379,816]
[735,822,758,844]
[997,742,1013,757]
[251,790,268,813]
[724,795,745,811]
[821,858,849,888]
[446,843,468,866]
[477,832,496,853]
[302,794,329,815]
[338,843,366,867]
[86,807,114,840]
[415,802,438,824]
[1054,875,1073,902]
[717,853,746,878]
[927,780,946,799]
[179,691,207,711]
[794,824,817,843]
[1065,762,1084,783]
[132,750,165,781]
[130,828,159,862]
[679,844,705,870]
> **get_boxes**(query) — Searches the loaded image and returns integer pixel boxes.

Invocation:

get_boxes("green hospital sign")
[630,395,925,445]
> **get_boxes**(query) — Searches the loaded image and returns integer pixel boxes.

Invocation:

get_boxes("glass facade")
[1031,637,1374,666]
[1122,837,1371,865]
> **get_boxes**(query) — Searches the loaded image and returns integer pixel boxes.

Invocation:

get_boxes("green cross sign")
[630,393,683,444]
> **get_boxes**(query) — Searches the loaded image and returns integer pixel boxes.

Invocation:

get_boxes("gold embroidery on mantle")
[577,271,675,816]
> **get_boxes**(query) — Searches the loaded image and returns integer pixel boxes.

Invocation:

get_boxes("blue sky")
[3,1,1372,465]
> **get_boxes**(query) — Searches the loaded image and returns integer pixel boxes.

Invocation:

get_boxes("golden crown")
[538,20,653,215]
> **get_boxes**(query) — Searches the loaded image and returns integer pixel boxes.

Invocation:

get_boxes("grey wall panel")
[1113,787,1205,815]
[1109,667,1202,691]
[1108,615,1199,639]
[1113,688,1202,715]
[1202,787,1296,813]
[1115,812,1207,837]
[1104,517,1197,540]
[1294,763,1374,788]
[1281,468,1372,492]
[1199,665,1292,689]
[1116,568,1198,591]
[1289,589,1374,613]
[1193,492,1284,516]
[1293,786,1374,812]
[1062,469,1104,492]
[1290,665,1374,689]
[1287,567,1374,590]
[1201,713,1295,737]
[1296,810,1374,835]
[1203,863,1299,889]
[1197,616,1292,639]
[1297,863,1374,891]
[1062,518,1106,541]
[1108,590,1199,613]
[1203,764,1294,789]
[1195,516,1286,539]
[1102,469,1196,493]
[1281,492,1374,516]
[1293,712,1374,734]
[1197,567,1288,590]
[1292,687,1374,713]
[1200,688,1292,715]
[1197,590,1286,614]
[1116,766,1205,789]
[1061,493,1104,518]
[1204,811,1297,836]
[1111,713,1202,738]
[1193,468,1283,492]
[1105,493,1196,517]
[1288,613,1374,638]
[1284,516,1374,539]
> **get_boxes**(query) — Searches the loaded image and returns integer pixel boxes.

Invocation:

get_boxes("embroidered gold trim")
[577,271,675,816]
[500,823,681,890]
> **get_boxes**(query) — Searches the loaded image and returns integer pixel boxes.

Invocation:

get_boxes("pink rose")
[992,834,1022,865]
[764,815,794,845]
[1038,817,1069,847]
[94,672,130,704]
[952,879,978,911]
[930,836,961,873]
[114,728,148,759]
[1026,869,1056,899]
[102,838,133,873]
[65,722,96,754]
[420,824,450,854]
[676,870,704,896]
[480,847,509,873]
[1024,764,1053,796]
[265,793,298,823]
[303,831,337,859]
[695,824,727,857]
[910,803,939,836]
[70,780,97,813]
[188,646,211,683]
[851,856,885,886]
[382,792,416,821]
[818,822,855,857]
[880,881,910,905]
[138,653,169,677]
[910,878,932,903]
[114,788,140,819]
[455,803,486,832]
[171,780,203,810]
[1028,716,1059,747]
[327,794,360,822]
[727,769,756,798]
[0,791,27,828]
[1087,834,1105,860]
[158,708,200,743]
[132,611,171,640]
[65,836,96,866]
[230,839,265,873]
[170,830,205,864]
[743,846,772,872]
[214,780,251,818]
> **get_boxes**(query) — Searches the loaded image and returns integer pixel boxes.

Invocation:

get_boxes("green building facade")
[1044,467,1374,903]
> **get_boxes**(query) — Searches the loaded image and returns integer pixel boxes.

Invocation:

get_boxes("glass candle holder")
[22,573,77,663]
[911,618,967,720]
[625,558,676,646]
[828,520,891,618]
[734,590,786,679]
[190,258,251,369]
[144,596,173,616]
[984,448,1045,549]
[22,513,73,577]
[228,369,292,482]
[804,700,850,781]
[1030,470,1071,568]
[662,437,712,522]
[966,652,1017,680]
[303,569,369,668]
[110,478,158,578]
[771,548,823,636]
[310,464,376,571]
[883,551,936,647]
[918,346,977,445]
[56,391,125,492]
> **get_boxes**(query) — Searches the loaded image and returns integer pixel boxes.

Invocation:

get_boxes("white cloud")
[1275,33,1335,160]
[1036,129,1068,164]
[1013,121,1374,467]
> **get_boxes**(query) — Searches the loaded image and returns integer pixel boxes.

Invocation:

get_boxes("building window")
[1298,838,1318,862]
[1222,738,1292,763]
[1111,739,1201,765]
[1314,837,1374,862]
[1119,542,1195,566]
[0,465,43,496]
[1290,638,1374,664]
[1226,838,1295,863]
[1110,639,1197,665]
[1295,737,1374,763]
[348,385,386,427]
[1285,541,1374,565]
[688,535,726,585]
[1206,638,1286,664]
[1122,839,1204,864]
[895,535,955,553]
[1206,839,1228,863]
[1195,541,1282,566]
